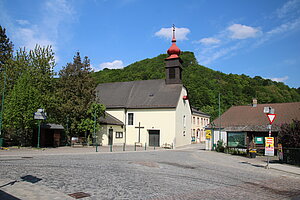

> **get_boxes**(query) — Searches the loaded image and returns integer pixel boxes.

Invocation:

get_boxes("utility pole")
[218,93,221,141]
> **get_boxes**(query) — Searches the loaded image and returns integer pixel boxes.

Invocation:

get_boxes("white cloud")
[276,0,300,18]
[16,19,30,25]
[198,43,242,65]
[96,60,125,71]
[267,18,300,35]
[270,76,289,82]
[155,27,191,41]
[255,18,300,46]
[228,24,261,39]
[14,27,56,50]
[197,37,220,45]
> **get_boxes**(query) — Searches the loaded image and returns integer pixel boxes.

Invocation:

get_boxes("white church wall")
[99,125,125,146]
[125,108,176,146]
[175,87,192,147]
[106,109,126,123]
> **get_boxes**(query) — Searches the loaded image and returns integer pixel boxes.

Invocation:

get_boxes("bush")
[216,140,225,152]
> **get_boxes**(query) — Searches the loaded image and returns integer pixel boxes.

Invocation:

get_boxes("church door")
[149,130,160,147]
[108,129,113,145]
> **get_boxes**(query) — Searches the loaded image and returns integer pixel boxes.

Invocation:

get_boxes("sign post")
[263,107,276,168]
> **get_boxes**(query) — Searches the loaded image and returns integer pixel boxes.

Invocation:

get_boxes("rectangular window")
[169,68,175,79]
[116,132,123,138]
[128,113,134,125]
[193,117,195,124]
[197,117,199,125]
[227,132,246,148]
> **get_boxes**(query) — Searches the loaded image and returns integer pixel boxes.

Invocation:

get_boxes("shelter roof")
[211,102,300,131]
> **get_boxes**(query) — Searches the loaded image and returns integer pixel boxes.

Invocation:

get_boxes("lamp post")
[211,122,215,150]
[93,109,98,152]
[34,109,47,148]
[0,68,6,146]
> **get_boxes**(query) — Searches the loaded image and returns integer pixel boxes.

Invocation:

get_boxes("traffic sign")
[205,130,212,139]
[267,114,276,124]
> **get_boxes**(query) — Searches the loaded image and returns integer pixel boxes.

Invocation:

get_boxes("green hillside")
[93,52,300,119]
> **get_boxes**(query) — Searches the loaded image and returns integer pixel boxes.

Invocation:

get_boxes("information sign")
[206,130,212,139]
[255,137,264,144]
[265,137,274,156]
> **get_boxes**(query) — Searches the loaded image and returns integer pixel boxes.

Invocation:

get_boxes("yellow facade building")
[191,107,210,143]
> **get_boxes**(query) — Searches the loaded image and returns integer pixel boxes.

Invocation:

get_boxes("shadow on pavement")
[0,190,21,200]
[21,175,42,184]
[239,161,265,168]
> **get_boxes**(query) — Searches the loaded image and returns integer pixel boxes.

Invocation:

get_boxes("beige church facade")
[96,27,192,148]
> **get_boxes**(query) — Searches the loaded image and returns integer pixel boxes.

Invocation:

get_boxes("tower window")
[169,68,175,79]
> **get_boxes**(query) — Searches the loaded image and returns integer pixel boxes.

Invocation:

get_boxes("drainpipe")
[124,108,127,145]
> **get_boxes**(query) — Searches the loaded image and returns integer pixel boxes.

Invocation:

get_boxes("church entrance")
[149,130,160,147]
[108,129,113,145]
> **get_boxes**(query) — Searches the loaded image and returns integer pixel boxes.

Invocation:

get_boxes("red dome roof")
[166,26,181,60]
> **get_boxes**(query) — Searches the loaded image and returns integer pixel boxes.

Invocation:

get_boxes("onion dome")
[166,25,181,59]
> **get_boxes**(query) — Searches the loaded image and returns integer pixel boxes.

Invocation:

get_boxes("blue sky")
[1,0,300,88]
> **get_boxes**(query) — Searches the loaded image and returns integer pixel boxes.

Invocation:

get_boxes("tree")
[0,25,13,67]
[3,45,56,145]
[57,52,96,137]
[78,103,106,144]
[4,72,41,146]
[278,120,300,148]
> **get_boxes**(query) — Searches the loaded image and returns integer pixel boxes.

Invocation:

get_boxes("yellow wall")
[125,108,176,146]
[101,88,192,148]
[191,114,210,143]
[98,125,125,146]
[175,87,192,147]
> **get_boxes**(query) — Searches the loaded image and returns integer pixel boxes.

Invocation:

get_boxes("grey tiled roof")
[41,123,64,130]
[96,79,183,109]
[191,107,210,117]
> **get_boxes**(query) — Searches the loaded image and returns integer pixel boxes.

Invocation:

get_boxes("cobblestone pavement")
[0,144,300,200]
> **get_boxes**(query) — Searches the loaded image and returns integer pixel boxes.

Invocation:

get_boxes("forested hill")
[93,52,300,119]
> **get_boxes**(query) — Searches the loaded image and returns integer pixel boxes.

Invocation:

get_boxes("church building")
[96,27,192,148]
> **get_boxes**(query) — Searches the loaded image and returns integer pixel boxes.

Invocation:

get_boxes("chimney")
[252,98,257,107]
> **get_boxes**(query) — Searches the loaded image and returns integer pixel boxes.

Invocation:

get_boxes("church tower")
[165,25,183,84]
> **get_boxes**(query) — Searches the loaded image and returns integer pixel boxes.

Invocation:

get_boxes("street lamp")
[211,122,215,150]
[0,68,6,146]
[34,109,47,148]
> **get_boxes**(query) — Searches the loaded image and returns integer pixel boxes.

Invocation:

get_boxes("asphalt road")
[0,145,300,200]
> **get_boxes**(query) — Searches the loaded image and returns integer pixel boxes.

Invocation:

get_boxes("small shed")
[33,123,64,147]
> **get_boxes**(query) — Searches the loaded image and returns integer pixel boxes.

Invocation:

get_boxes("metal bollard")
[96,143,98,152]
[123,143,125,151]
[145,143,147,151]
[110,145,112,152]
[134,144,136,151]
